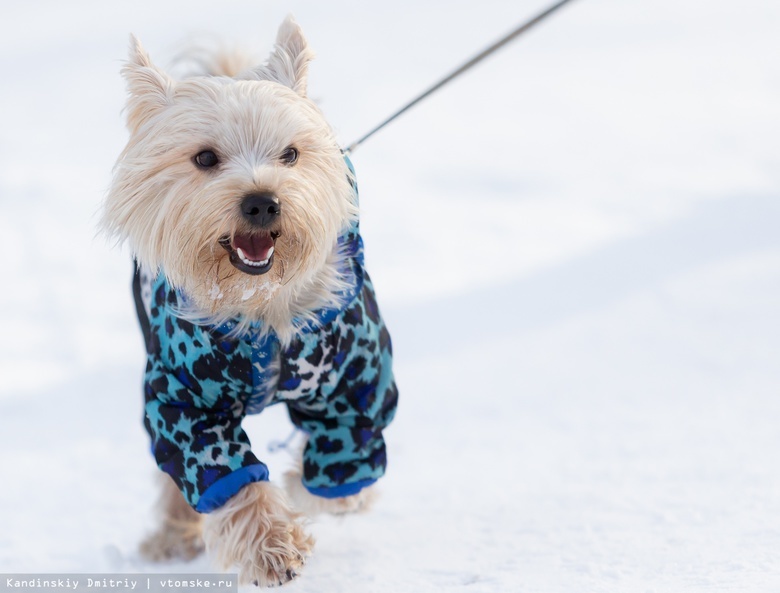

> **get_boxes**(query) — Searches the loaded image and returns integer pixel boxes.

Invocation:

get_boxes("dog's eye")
[280,147,298,166]
[194,150,219,169]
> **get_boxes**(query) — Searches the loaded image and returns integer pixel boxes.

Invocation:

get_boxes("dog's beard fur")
[102,17,358,344]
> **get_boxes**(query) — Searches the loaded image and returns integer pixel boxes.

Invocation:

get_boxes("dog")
[102,16,398,586]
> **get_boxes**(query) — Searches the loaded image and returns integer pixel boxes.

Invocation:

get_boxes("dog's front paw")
[202,482,314,587]
[283,469,378,517]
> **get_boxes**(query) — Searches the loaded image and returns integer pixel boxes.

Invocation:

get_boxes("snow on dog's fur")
[103,17,384,587]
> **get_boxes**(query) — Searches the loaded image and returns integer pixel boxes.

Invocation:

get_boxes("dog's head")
[103,17,357,337]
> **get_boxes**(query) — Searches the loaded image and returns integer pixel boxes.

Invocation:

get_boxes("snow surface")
[1,0,779,591]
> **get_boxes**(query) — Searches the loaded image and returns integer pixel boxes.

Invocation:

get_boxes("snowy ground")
[1,0,779,591]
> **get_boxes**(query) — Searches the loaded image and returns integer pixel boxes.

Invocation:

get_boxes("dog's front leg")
[203,481,313,587]
[283,467,378,517]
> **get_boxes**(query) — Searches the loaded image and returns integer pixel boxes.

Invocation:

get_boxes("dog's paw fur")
[140,519,205,562]
[203,481,314,587]
[140,474,205,561]
[283,468,378,517]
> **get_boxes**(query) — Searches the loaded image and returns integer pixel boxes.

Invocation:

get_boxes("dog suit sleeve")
[140,273,269,513]
[283,273,398,498]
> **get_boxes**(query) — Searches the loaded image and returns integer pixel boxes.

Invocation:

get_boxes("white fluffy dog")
[103,16,398,587]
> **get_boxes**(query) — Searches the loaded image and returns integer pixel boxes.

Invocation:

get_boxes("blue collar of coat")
[298,225,365,333]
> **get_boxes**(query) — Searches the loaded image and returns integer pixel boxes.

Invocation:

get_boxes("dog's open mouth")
[219,232,279,275]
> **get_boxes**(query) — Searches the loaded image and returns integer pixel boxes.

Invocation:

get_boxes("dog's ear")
[258,16,314,96]
[122,35,175,132]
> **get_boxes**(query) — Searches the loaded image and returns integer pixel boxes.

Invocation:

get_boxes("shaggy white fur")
[203,482,313,587]
[105,16,375,586]
[103,16,358,345]
[139,474,204,562]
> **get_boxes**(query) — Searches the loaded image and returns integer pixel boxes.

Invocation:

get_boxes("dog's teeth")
[236,246,270,267]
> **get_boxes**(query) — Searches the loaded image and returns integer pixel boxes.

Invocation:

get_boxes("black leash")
[343,0,578,154]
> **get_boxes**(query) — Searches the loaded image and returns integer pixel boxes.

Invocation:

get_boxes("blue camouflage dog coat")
[133,168,398,514]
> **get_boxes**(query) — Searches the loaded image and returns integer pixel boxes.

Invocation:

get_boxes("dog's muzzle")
[219,193,281,275]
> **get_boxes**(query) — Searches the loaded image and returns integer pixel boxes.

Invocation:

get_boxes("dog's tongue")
[233,234,274,262]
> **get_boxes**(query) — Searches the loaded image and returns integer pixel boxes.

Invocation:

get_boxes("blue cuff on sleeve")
[304,478,377,499]
[195,463,269,513]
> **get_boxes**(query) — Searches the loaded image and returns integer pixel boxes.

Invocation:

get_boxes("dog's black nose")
[240,192,281,227]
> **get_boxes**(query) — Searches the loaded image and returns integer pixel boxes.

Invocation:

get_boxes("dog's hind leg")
[140,473,205,561]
